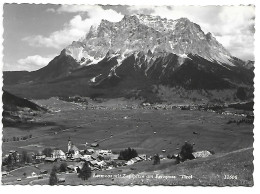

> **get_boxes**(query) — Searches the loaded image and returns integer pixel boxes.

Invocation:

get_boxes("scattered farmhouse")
[86,148,95,153]
[90,143,99,147]
[192,150,212,158]
[31,172,37,177]
[2,171,8,176]
[40,170,48,174]
[45,157,56,162]
[36,155,46,160]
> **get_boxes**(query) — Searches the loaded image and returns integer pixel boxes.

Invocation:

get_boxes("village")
[1,138,150,183]
[2,134,216,185]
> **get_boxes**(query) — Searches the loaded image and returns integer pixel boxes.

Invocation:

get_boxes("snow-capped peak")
[63,14,235,67]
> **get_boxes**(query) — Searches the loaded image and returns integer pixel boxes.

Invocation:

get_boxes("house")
[131,158,138,163]
[96,160,106,167]
[134,156,142,162]
[2,171,8,176]
[192,151,212,158]
[45,157,56,162]
[114,160,126,166]
[110,154,119,160]
[83,150,93,155]
[86,149,95,153]
[72,153,83,161]
[125,160,134,165]
[67,165,77,172]
[40,170,48,174]
[75,162,85,169]
[96,149,112,155]
[58,178,65,183]
[89,160,98,166]
[67,162,84,172]
[102,155,112,161]
[139,154,147,160]
[159,155,164,159]
[90,143,99,147]
[91,153,99,160]
[38,175,43,179]
[52,149,66,160]
[81,155,92,161]
[36,155,46,160]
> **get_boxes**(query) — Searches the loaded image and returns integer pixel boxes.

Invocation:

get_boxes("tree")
[78,162,92,180]
[26,155,32,163]
[153,154,160,165]
[59,162,68,172]
[52,165,58,173]
[21,151,28,164]
[7,154,14,170]
[118,147,138,161]
[179,142,195,162]
[49,166,58,185]
[42,148,53,157]
[12,152,18,162]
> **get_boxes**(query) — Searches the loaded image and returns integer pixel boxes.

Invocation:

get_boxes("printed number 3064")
[224,175,238,180]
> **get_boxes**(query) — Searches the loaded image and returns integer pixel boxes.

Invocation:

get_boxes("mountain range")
[3,14,254,101]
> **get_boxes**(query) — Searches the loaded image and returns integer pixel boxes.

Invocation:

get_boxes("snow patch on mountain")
[90,74,102,83]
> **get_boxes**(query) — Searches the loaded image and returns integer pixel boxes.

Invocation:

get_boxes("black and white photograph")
[0,0,257,187]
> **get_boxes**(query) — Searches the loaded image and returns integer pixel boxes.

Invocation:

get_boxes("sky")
[3,4,255,71]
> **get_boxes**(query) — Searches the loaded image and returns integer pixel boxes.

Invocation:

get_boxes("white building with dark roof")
[52,149,66,160]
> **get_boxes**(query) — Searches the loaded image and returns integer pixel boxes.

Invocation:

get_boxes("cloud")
[23,5,123,50]
[127,5,255,60]
[3,62,38,72]
[5,55,55,71]
[216,34,254,60]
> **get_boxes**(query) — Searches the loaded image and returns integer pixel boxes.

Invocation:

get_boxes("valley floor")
[2,98,254,186]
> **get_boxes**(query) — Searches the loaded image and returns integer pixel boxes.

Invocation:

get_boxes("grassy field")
[2,98,254,185]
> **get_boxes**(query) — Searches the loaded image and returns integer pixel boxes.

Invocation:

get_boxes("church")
[67,138,81,159]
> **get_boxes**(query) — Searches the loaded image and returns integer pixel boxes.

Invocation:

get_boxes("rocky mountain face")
[3,14,254,100]
[244,60,255,70]
[65,15,234,66]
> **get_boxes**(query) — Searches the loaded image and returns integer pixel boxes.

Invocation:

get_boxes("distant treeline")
[228,101,254,111]
[3,134,32,143]
[58,96,88,104]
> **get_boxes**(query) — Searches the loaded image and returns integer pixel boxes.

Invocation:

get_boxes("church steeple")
[68,137,72,152]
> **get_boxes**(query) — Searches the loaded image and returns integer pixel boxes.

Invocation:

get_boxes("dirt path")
[216,147,253,158]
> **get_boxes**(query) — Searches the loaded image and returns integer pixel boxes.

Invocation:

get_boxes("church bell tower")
[68,137,72,152]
